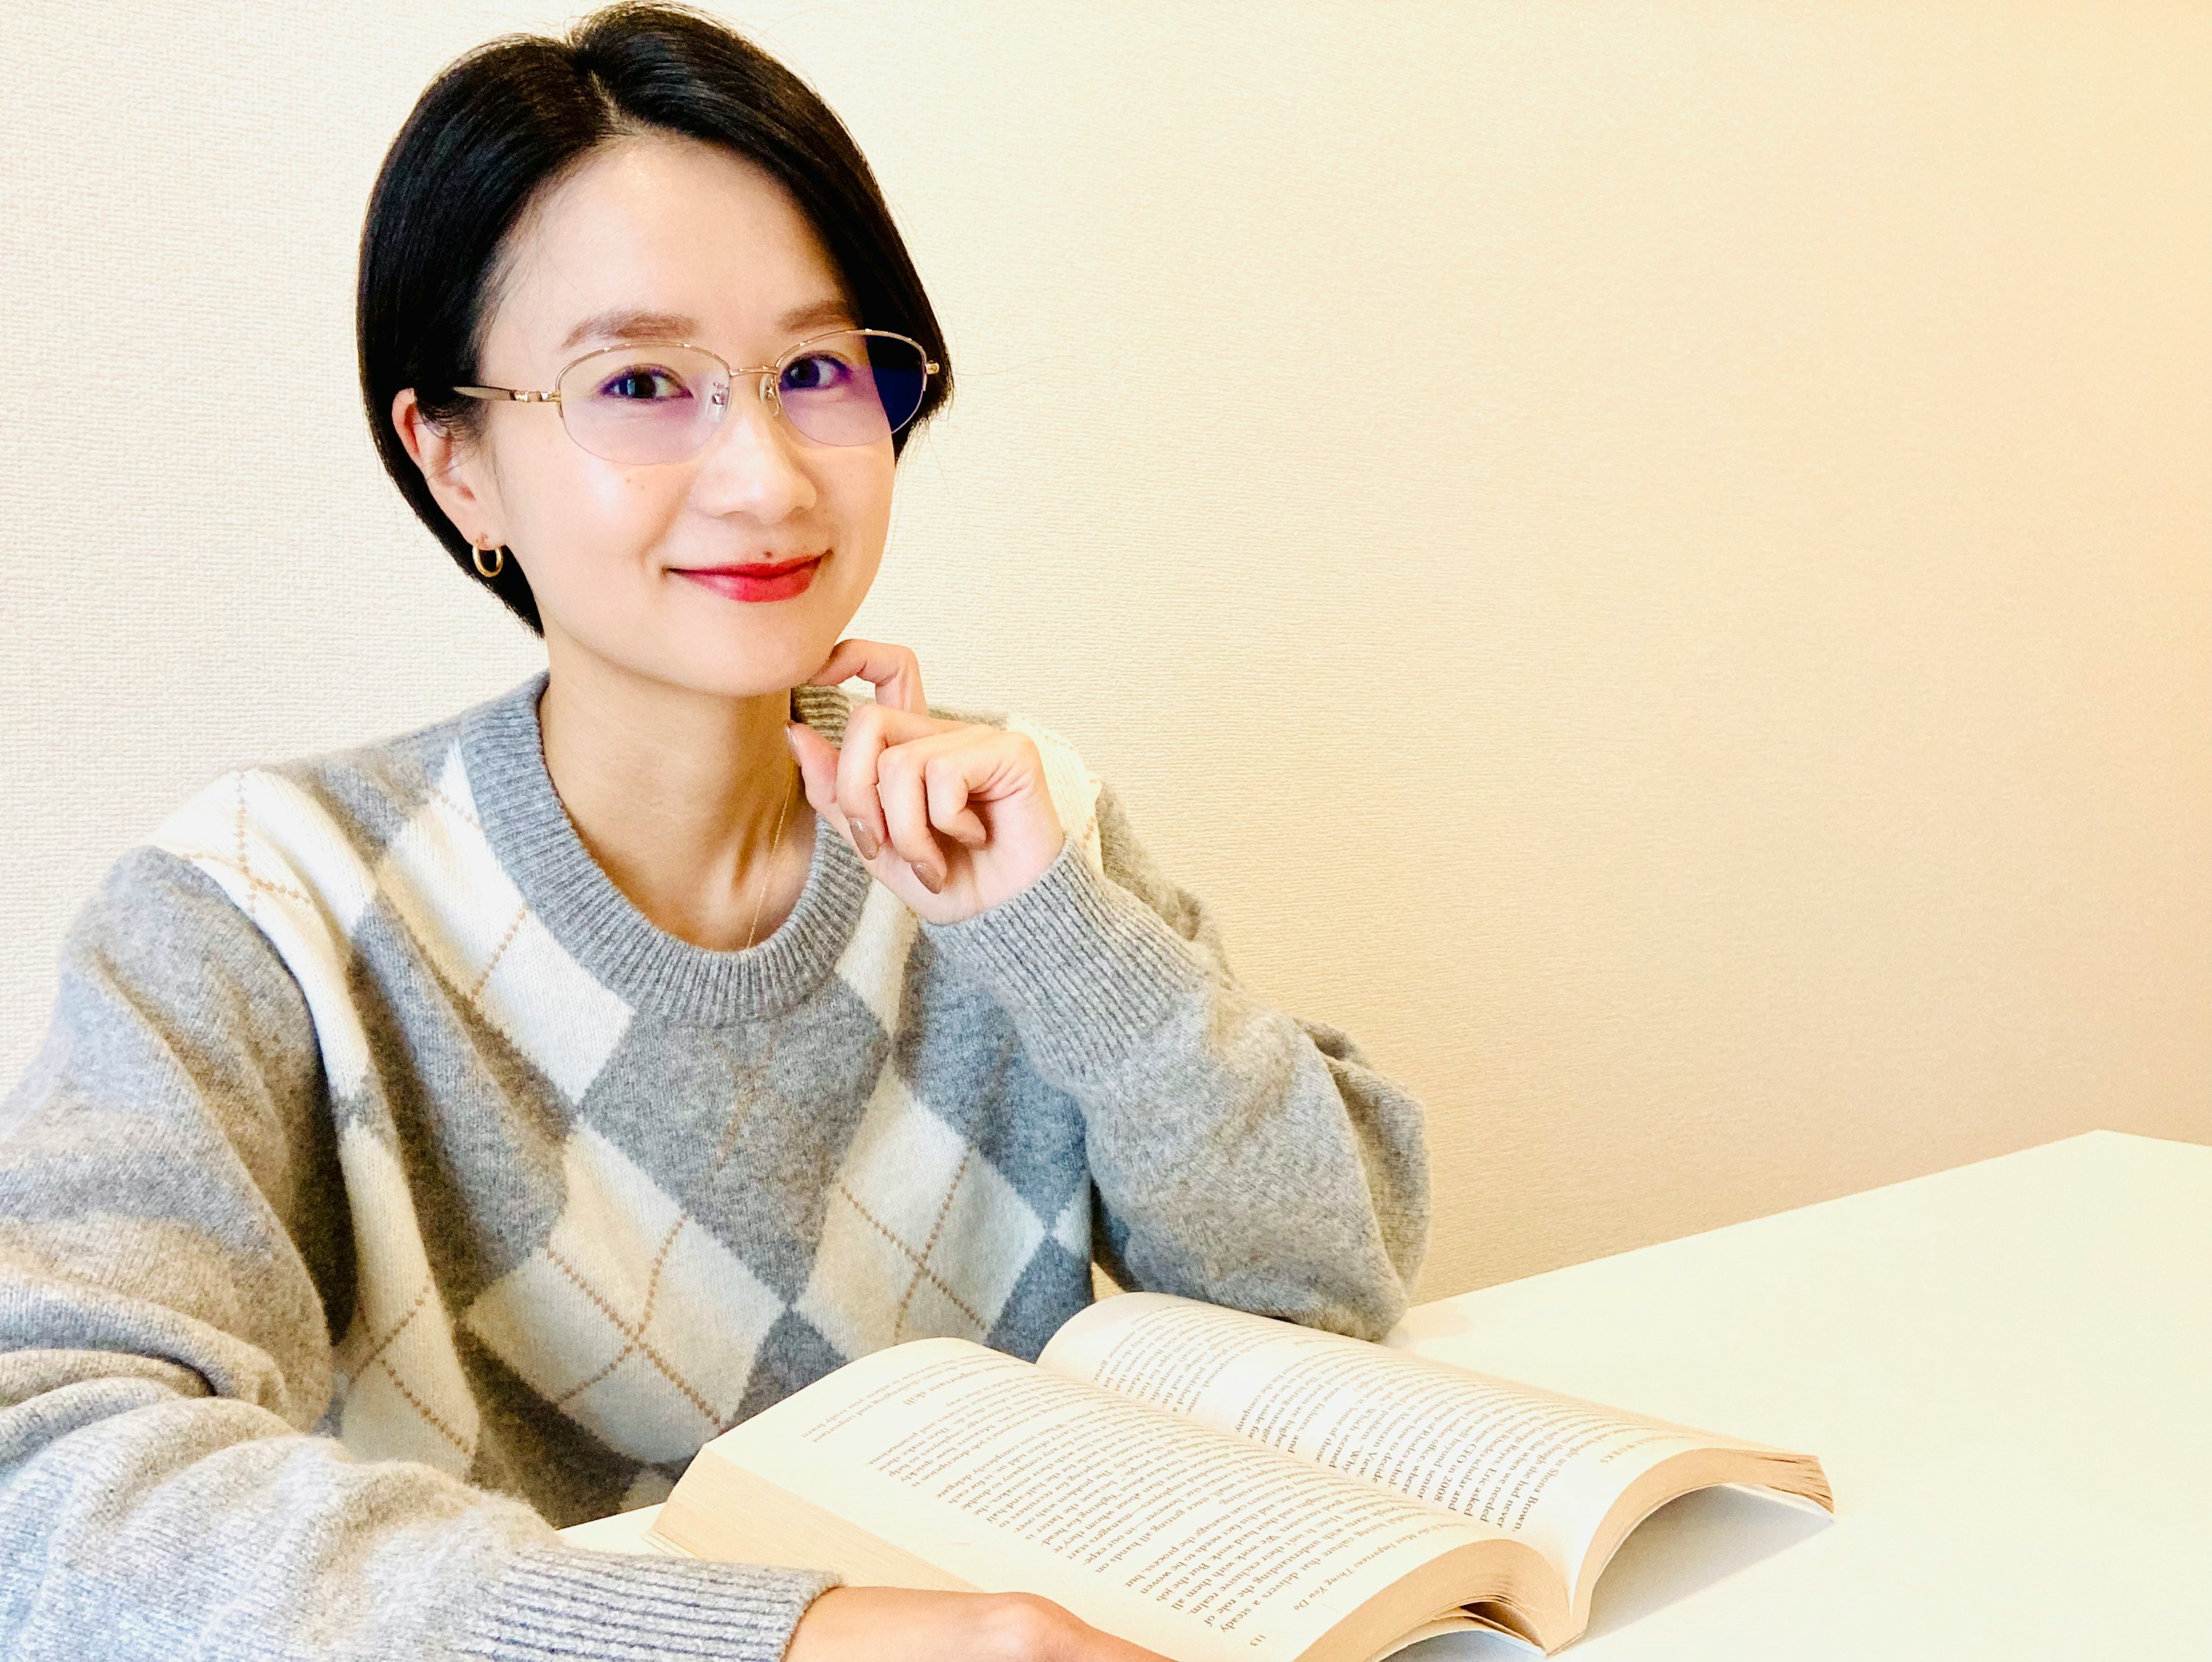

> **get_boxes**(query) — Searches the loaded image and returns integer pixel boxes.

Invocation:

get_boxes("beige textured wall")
[2,3,2206,1301]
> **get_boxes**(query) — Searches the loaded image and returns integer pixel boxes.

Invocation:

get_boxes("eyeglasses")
[453,327,940,464]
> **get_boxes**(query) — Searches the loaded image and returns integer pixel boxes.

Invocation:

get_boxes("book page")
[1040,1294,1825,1615]
[676,1336,1560,1662]
[654,1459,978,1590]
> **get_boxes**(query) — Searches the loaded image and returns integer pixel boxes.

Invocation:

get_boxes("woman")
[0,6,1429,1659]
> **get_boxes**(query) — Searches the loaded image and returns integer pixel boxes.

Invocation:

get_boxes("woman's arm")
[923,780,1431,1341]
[0,846,836,1661]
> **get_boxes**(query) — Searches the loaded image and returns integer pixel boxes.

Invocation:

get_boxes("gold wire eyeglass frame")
[452,326,941,455]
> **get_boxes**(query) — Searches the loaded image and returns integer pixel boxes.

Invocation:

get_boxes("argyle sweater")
[0,668,1430,1662]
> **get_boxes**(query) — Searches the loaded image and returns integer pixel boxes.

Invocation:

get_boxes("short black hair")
[357,1,952,635]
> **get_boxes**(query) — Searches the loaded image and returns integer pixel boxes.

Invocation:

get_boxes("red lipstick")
[674,553,823,604]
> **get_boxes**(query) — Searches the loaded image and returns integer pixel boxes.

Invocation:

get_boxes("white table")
[563,1130,2212,1657]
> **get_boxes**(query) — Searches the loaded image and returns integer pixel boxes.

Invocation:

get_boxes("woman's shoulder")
[135,675,541,957]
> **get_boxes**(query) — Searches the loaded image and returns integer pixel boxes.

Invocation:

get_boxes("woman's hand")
[786,639,1067,924]
[785,1587,1173,1662]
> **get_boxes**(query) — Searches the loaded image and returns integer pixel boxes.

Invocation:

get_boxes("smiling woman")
[0,5,1430,1662]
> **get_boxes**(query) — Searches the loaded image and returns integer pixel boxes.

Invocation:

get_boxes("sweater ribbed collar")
[458,669,873,1025]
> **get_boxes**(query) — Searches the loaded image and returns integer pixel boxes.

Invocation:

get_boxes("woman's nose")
[691,376,816,519]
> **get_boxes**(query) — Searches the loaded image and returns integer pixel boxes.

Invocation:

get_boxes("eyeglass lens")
[553,331,929,464]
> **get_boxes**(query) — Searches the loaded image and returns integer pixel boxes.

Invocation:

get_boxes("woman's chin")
[656,629,847,703]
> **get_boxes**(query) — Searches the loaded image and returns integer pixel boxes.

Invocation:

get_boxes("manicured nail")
[912,860,944,895]
[848,817,881,860]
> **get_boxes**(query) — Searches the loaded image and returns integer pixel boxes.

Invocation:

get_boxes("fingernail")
[849,818,881,860]
[912,860,944,895]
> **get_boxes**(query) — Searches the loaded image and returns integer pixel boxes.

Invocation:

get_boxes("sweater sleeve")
[920,782,1431,1341]
[0,846,835,1662]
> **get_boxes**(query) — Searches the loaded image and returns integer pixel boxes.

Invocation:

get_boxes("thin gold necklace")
[738,756,796,952]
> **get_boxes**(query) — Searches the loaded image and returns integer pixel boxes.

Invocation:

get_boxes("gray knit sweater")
[0,669,1429,1661]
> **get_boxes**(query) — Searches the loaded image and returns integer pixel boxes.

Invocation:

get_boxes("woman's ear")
[391,386,501,546]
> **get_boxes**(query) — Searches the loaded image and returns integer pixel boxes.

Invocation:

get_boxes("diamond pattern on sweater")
[156,772,488,1475]
[1049,1184,1090,1260]
[794,1065,1046,1358]
[834,879,919,1032]
[373,743,632,1104]
[149,768,378,1099]
[576,1009,879,1305]
[138,680,1125,1498]
[329,1123,482,1475]
[461,1125,786,1462]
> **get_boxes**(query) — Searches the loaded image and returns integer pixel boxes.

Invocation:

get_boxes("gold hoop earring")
[473,542,506,579]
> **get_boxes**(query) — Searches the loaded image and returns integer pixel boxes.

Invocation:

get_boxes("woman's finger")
[873,737,948,892]
[807,638,927,715]
[834,701,941,863]
[888,729,1000,849]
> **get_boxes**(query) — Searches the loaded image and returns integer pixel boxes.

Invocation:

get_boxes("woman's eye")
[782,353,854,393]
[600,365,688,400]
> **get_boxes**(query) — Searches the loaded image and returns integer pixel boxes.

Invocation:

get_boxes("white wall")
[2,2,2206,1300]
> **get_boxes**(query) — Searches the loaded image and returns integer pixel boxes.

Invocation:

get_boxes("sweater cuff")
[457,1543,838,1661]
[922,837,1211,1081]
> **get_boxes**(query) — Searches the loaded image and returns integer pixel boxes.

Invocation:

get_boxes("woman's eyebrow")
[557,298,855,355]
[774,298,857,335]
[558,308,699,353]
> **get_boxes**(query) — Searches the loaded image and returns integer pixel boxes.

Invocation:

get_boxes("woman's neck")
[536,645,812,953]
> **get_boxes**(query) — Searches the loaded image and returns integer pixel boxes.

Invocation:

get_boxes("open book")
[641,1292,1831,1660]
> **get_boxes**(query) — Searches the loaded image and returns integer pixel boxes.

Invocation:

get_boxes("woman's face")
[426,134,896,699]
